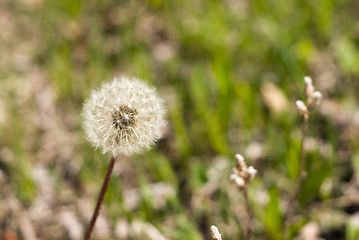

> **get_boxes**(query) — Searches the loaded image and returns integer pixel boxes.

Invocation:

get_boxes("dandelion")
[82,76,166,240]
[82,76,166,157]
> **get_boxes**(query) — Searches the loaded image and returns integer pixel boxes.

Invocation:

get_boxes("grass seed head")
[210,225,222,240]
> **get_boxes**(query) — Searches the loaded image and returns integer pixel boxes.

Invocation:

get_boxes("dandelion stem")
[243,186,253,240]
[283,113,309,236]
[84,156,116,240]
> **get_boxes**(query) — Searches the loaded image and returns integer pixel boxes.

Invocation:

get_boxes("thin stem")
[298,114,309,184]
[84,156,116,240]
[283,114,309,235]
[243,186,253,240]
[291,114,309,201]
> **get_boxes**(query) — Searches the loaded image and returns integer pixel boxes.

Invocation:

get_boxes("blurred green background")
[1,0,359,239]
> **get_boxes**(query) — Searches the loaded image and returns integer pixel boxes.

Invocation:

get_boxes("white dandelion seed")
[82,76,166,157]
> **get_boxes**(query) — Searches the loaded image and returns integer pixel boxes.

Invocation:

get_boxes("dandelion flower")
[82,76,166,156]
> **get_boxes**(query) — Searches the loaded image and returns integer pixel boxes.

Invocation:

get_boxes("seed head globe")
[82,77,166,156]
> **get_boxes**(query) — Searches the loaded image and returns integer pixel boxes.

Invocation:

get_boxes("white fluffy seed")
[82,77,166,156]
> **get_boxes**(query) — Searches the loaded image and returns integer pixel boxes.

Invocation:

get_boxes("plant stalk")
[84,156,116,240]
[243,186,253,240]
[283,114,309,236]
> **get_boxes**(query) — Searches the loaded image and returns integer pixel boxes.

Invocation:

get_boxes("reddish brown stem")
[84,156,116,240]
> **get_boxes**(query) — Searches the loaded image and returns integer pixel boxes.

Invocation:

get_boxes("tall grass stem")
[243,186,253,240]
[283,114,309,237]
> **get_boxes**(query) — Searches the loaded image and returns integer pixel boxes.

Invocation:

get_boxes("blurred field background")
[1,0,359,239]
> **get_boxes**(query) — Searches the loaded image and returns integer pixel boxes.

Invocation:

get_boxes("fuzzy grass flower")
[230,153,256,239]
[82,76,166,157]
[210,225,223,240]
[230,153,257,189]
[296,76,322,115]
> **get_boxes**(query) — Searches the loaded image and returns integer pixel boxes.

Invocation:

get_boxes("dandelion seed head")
[82,76,166,156]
